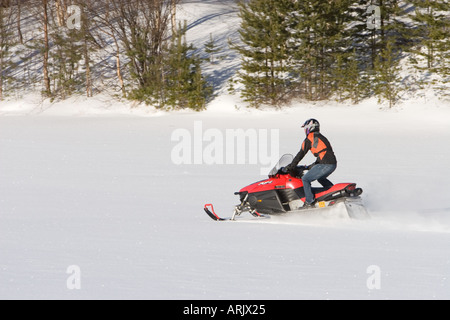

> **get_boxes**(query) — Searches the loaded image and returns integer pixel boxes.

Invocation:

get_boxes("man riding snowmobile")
[285,119,337,209]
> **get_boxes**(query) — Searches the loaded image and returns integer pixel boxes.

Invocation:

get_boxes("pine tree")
[350,1,380,72]
[187,58,212,110]
[352,1,408,70]
[51,27,84,99]
[204,33,221,64]
[345,51,365,104]
[289,0,355,101]
[332,49,363,104]
[234,0,294,107]
[165,22,212,111]
[373,40,403,108]
[407,0,450,77]
[336,1,410,105]
[333,54,347,102]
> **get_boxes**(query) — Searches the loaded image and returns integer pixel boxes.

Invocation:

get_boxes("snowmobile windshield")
[268,154,294,177]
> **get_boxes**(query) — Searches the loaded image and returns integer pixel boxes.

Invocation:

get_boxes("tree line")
[233,0,449,108]
[0,0,212,110]
[0,0,448,110]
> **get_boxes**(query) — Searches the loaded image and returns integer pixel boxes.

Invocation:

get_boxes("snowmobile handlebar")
[273,165,308,177]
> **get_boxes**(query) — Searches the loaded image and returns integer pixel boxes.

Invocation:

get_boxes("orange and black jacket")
[291,132,337,167]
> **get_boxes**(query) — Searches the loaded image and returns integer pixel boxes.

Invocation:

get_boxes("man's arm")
[287,138,311,170]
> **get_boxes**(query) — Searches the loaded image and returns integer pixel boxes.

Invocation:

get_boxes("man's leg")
[302,166,323,204]
[317,164,337,189]
[302,164,337,204]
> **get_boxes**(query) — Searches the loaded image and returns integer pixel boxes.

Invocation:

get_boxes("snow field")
[1,103,450,299]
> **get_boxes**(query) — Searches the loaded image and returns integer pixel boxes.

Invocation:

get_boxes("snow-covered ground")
[1,0,450,300]
[1,102,450,300]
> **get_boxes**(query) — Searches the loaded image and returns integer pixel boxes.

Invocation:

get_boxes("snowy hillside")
[1,1,450,301]
[0,0,447,115]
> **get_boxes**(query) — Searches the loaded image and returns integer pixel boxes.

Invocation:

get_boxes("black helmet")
[302,119,320,135]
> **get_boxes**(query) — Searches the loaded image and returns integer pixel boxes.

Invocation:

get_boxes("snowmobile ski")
[204,204,269,222]
[204,204,231,221]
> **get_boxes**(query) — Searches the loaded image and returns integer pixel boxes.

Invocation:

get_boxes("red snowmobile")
[204,154,368,221]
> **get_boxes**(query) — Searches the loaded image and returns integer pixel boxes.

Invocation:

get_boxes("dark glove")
[292,165,309,177]
[286,164,299,176]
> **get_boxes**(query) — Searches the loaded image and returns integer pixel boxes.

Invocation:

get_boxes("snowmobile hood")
[239,174,303,194]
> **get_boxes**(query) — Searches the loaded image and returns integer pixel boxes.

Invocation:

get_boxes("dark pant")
[302,164,337,204]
